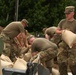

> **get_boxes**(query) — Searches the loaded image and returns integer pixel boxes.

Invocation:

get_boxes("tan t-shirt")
[45,26,57,36]
[31,38,57,52]
[57,19,76,47]
[2,22,24,38]
[58,19,76,33]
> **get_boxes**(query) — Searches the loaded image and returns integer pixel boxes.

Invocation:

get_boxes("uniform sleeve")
[18,24,24,32]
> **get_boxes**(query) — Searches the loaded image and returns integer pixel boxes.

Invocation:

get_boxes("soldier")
[22,35,35,62]
[0,19,28,62]
[44,26,57,40]
[27,35,58,74]
[44,26,61,46]
[44,26,61,70]
[14,29,31,58]
[56,6,76,75]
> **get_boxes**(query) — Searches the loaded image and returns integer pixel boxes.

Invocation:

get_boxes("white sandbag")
[1,60,13,68]
[62,30,76,48]
[24,52,32,62]
[52,68,60,75]
[68,72,72,75]
[0,54,13,68]
[0,54,12,62]
[13,58,27,70]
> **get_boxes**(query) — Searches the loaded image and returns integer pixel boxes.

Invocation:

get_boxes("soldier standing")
[44,26,57,40]
[56,6,76,75]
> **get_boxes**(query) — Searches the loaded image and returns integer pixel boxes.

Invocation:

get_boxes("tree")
[0,0,76,33]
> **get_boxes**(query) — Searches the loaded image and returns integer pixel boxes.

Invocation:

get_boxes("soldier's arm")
[21,32,28,47]
[16,33,22,46]
[56,28,62,34]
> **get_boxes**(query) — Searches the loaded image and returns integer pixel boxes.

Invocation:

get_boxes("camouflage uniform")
[45,26,61,65]
[57,6,76,75]
[45,26,57,40]
[0,33,18,61]
[0,33,12,56]
[31,38,58,73]
[0,19,28,62]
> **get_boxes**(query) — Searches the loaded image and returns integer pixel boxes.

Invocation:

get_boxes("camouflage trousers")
[0,33,18,62]
[57,42,76,75]
[31,47,58,73]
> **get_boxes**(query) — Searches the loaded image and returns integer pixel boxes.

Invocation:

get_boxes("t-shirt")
[31,38,57,52]
[2,22,24,38]
[58,19,76,33]
[58,19,76,47]
[45,27,57,36]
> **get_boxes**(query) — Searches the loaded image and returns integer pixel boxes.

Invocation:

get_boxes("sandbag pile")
[13,58,27,70]
[0,54,61,75]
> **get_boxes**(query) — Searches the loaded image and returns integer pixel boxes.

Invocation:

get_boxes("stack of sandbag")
[13,58,27,70]
[0,54,13,68]
[62,30,76,48]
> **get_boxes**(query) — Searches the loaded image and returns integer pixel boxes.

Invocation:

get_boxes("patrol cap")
[64,6,75,14]
[21,19,29,26]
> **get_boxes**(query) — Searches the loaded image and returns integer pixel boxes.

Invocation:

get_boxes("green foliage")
[0,0,76,33]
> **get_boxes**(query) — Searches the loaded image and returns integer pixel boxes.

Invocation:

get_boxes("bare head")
[27,35,35,45]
